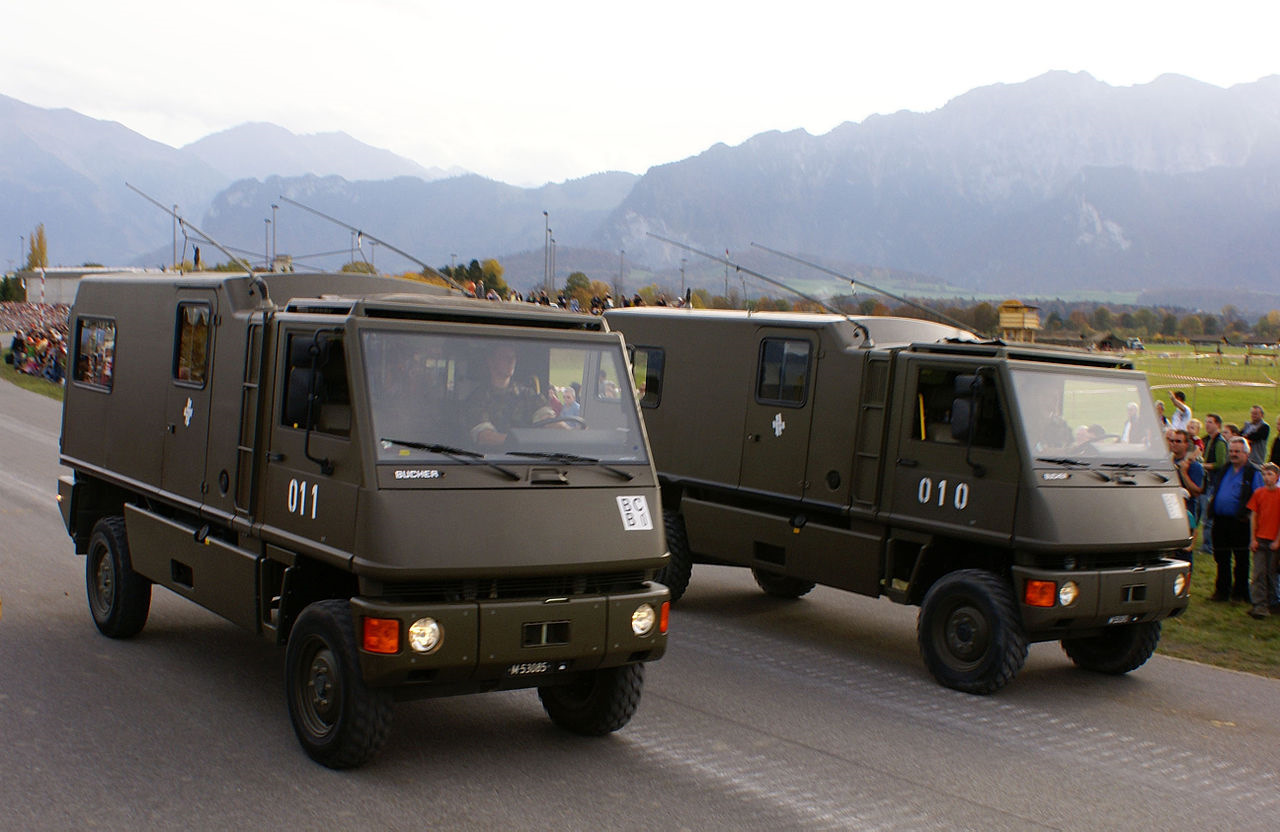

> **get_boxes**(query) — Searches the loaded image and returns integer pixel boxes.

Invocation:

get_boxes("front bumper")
[350,583,669,689]
[1012,558,1190,639]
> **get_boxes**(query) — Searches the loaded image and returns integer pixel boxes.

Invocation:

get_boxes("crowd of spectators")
[1161,392,1280,619]
[2,302,69,383]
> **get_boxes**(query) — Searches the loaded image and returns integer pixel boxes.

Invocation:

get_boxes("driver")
[464,343,560,447]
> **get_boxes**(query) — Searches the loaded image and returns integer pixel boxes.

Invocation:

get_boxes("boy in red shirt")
[1246,462,1280,619]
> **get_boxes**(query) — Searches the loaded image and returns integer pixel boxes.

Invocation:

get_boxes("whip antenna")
[276,196,465,292]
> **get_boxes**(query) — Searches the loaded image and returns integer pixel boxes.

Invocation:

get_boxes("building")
[997,300,1041,342]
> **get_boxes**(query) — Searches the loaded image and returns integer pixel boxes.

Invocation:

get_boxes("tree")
[26,224,48,269]
[1255,310,1280,342]
[1,275,25,301]
[971,302,998,334]
[1202,314,1221,336]
[480,259,508,297]
[1091,306,1113,332]
[1178,314,1203,337]
[342,261,377,274]
[1160,314,1178,337]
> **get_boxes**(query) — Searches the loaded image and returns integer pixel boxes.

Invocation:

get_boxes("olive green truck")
[606,307,1191,694]
[58,272,669,767]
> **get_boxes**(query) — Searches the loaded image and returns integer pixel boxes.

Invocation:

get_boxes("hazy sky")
[7,1,1279,186]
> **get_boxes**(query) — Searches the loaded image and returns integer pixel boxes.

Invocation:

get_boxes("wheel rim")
[296,639,342,739]
[938,601,991,670]
[89,544,115,618]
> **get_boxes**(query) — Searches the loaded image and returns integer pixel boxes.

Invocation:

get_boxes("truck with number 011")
[57,271,669,767]
[605,306,1191,694]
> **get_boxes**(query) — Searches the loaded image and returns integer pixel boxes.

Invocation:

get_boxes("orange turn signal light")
[1024,579,1057,608]
[362,617,401,654]
[659,601,670,634]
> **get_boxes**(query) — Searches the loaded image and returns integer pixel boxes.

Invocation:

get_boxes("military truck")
[57,272,669,767]
[605,307,1190,694]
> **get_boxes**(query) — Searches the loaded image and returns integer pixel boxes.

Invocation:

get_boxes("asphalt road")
[3,380,1279,830]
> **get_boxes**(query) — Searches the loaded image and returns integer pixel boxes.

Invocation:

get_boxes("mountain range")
[4,72,1280,308]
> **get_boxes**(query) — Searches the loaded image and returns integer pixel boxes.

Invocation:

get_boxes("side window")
[913,366,1005,449]
[281,333,351,437]
[632,347,664,408]
[173,303,211,387]
[756,338,810,406]
[73,317,115,391]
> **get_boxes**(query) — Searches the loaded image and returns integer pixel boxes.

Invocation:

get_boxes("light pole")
[264,219,271,271]
[271,203,278,266]
[680,257,687,298]
[542,210,550,294]
[172,204,179,270]
[550,237,557,294]
[19,235,24,271]
[617,249,625,299]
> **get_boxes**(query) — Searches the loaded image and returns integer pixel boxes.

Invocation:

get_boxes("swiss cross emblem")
[183,398,194,427]
[772,412,786,437]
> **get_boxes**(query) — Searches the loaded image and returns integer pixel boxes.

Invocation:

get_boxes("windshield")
[1009,367,1168,465]
[361,330,648,464]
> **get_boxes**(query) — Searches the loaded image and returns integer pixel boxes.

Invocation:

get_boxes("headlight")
[1058,581,1080,607]
[1173,572,1188,597]
[408,617,443,653]
[631,603,657,636]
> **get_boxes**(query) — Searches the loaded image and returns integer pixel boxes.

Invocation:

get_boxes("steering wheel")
[532,415,587,429]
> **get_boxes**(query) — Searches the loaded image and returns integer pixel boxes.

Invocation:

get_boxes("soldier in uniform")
[464,343,557,448]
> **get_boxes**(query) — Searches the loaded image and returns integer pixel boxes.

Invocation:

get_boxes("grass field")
[1,348,64,401]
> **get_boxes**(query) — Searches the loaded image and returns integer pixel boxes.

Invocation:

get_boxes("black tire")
[1061,621,1162,675]
[538,663,644,736]
[751,567,816,599]
[285,600,393,769]
[86,516,152,639]
[917,569,1027,695]
[655,511,692,602]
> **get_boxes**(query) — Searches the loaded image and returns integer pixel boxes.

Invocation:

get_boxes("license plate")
[506,661,568,677]
[1106,614,1137,625]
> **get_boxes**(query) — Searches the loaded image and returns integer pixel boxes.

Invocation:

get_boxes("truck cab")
[607,307,1189,694]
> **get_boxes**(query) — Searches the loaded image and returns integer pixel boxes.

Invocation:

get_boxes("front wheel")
[751,568,815,599]
[655,511,692,602]
[538,663,644,736]
[285,600,393,769]
[1061,621,1162,675]
[917,569,1027,694]
[86,516,152,639]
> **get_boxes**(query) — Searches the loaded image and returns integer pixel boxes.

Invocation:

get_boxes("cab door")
[739,330,816,499]
[884,358,1019,542]
[161,291,217,507]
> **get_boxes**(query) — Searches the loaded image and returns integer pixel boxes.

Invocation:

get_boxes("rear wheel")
[285,600,393,769]
[538,663,644,736]
[655,511,692,602]
[86,516,152,639]
[1061,621,1162,674]
[917,569,1027,694]
[751,568,816,599]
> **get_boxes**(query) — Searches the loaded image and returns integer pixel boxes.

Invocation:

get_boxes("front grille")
[379,571,649,602]
[1028,551,1171,571]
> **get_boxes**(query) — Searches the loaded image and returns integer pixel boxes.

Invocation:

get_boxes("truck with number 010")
[57,271,669,767]
[605,306,1190,694]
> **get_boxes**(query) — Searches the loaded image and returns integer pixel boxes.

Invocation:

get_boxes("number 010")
[917,477,969,510]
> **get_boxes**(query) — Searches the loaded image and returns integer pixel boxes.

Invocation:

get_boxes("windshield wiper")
[380,438,520,481]
[508,451,636,481]
[1035,457,1088,466]
[1100,462,1149,470]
